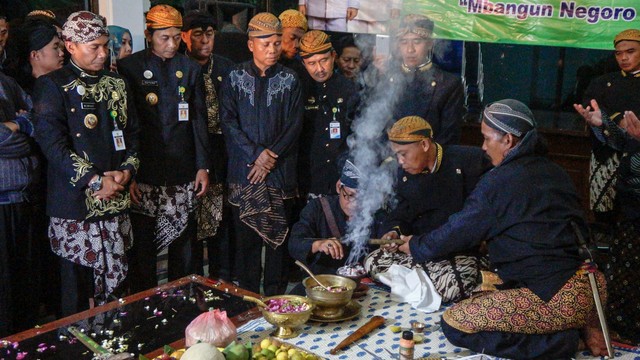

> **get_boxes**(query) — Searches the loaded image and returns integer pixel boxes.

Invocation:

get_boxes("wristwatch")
[89,175,103,192]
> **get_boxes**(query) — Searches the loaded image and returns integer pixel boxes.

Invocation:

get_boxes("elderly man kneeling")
[398,99,608,359]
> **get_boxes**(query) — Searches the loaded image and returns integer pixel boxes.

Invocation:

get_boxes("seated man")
[289,160,373,294]
[365,116,491,303]
[401,100,608,358]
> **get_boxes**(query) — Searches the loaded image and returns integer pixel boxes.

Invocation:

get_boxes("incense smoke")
[342,38,403,265]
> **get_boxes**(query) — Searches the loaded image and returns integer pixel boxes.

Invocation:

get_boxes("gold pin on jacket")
[146,92,158,105]
[84,114,98,129]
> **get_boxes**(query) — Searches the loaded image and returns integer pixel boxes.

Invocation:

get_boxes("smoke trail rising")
[342,40,405,265]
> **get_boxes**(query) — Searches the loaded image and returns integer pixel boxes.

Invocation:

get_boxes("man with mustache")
[118,5,210,293]
[220,13,303,296]
[297,30,359,198]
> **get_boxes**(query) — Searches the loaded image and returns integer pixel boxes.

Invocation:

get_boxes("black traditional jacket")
[298,72,358,195]
[118,50,210,186]
[33,62,140,221]
[389,63,465,145]
[220,61,303,194]
[385,145,491,236]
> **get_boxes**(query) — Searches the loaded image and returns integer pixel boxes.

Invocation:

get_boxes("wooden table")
[0,275,261,359]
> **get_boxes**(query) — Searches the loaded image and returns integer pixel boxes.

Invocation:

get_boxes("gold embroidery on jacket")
[69,151,93,186]
[62,76,129,127]
[120,155,140,172]
[84,188,131,218]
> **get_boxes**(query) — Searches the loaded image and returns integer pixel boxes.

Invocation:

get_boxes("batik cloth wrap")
[196,183,223,240]
[146,5,182,30]
[443,270,606,334]
[48,214,132,304]
[605,221,640,344]
[279,9,308,31]
[299,30,332,58]
[589,152,620,212]
[388,115,433,143]
[194,55,224,240]
[364,250,489,303]
[229,182,289,249]
[247,12,282,38]
[395,14,434,39]
[203,56,221,135]
[131,182,196,250]
[62,11,108,43]
[614,29,640,45]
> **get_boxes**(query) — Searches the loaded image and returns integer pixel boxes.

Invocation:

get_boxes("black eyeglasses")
[339,186,357,202]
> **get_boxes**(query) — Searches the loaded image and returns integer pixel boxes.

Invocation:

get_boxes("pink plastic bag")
[185,309,237,347]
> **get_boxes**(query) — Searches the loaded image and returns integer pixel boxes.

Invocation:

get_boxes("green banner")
[403,0,639,50]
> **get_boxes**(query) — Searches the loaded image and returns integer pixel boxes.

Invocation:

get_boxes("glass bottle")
[399,330,415,360]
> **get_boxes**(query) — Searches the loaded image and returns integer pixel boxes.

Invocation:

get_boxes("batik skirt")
[443,271,606,334]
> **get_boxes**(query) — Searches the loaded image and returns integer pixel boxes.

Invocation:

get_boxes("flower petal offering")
[265,298,311,314]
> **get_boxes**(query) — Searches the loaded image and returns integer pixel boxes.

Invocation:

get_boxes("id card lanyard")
[111,110,126,151]
[178,86,189,122]
[329,107,341,139]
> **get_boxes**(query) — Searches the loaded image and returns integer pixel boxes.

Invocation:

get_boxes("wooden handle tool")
[368,238,405,245]
[329,315,385,355]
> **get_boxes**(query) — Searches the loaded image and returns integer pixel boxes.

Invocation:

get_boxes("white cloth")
[377,264,442,313]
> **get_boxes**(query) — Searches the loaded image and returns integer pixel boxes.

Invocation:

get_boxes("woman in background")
[106,25,132,71]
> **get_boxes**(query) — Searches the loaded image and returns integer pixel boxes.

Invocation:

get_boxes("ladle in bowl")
[294,260,336,292]
[243,295,268,309]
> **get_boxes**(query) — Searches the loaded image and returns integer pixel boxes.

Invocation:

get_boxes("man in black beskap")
[118,5,210,292]
[297,30,359,198]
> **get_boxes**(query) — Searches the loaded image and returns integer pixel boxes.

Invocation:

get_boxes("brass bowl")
[261,295,315,339]
[303,275,356,319]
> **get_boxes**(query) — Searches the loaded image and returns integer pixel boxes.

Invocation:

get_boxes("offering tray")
[1,275,260,360]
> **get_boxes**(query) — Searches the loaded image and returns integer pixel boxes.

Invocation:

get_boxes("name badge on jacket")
[113,129,126,151]
[329,121,341,139]
[178,101,189,122]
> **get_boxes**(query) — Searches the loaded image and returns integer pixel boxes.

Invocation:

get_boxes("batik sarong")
[443,271,606,334]
[132,182,196,250]
[49,214,132,304]
[364,249,488,303]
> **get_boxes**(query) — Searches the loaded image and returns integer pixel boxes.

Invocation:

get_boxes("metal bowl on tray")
[303,275,356,319]
[259,295,315,339]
